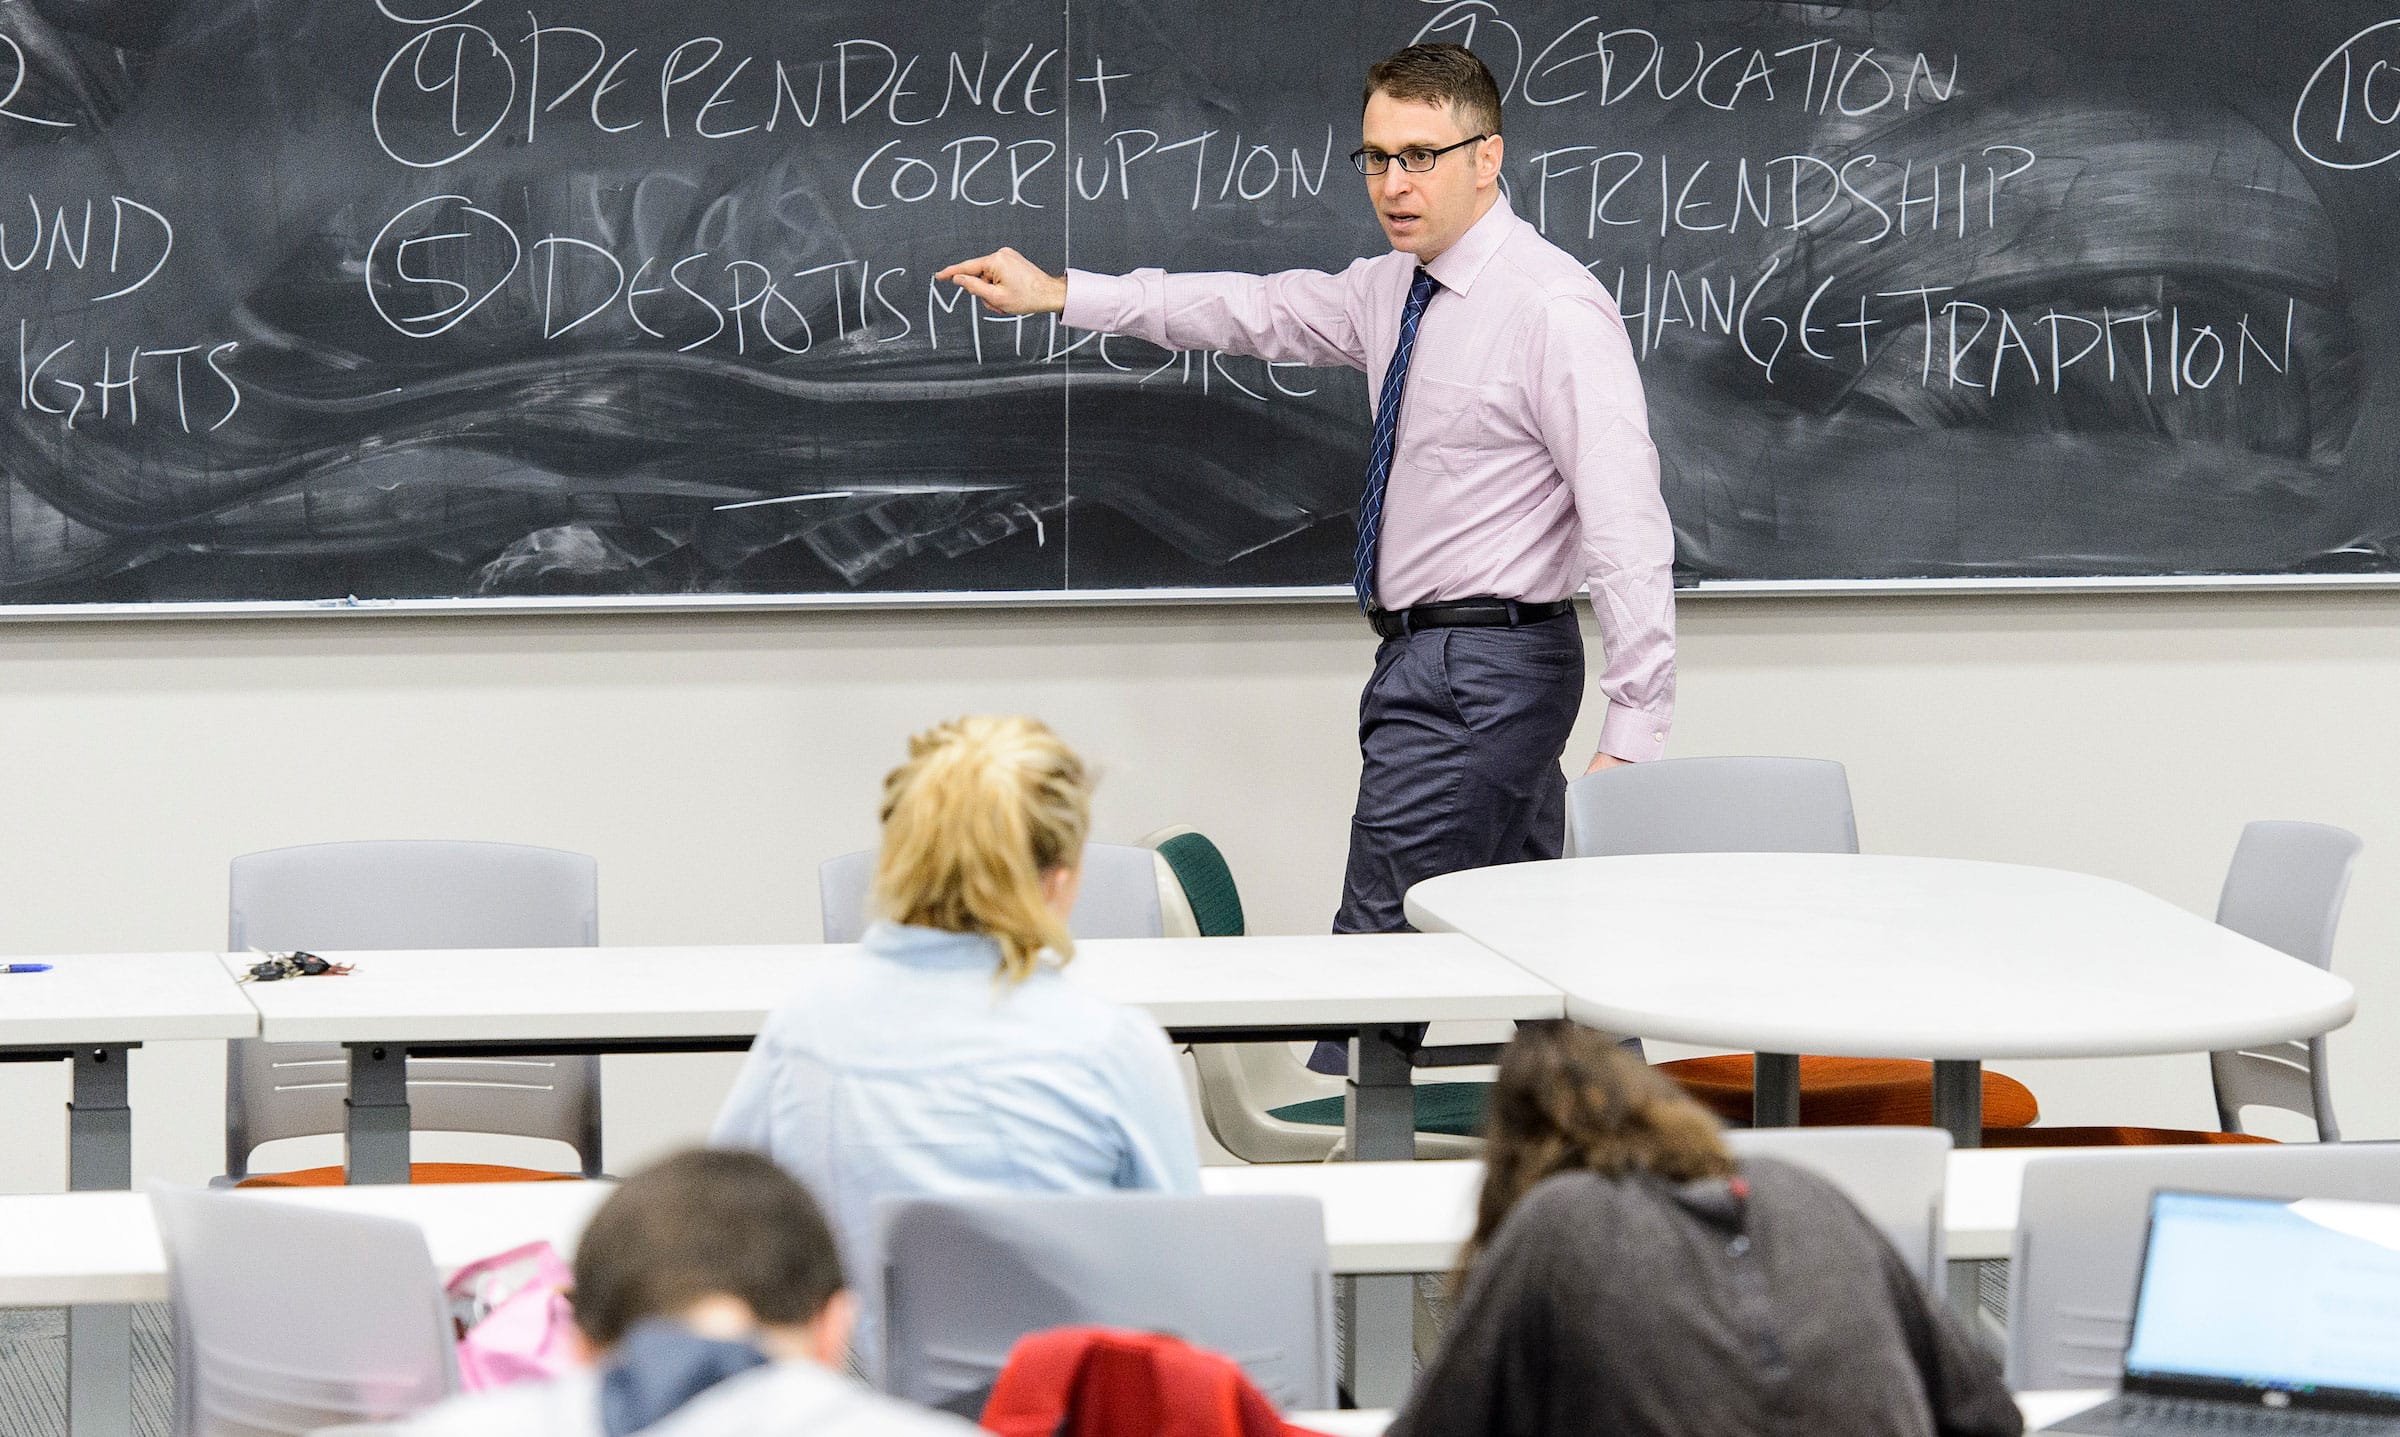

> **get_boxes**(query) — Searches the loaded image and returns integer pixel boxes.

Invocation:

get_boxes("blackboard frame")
[7,0,2400,613]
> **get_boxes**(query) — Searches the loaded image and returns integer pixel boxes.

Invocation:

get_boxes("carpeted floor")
[0,1305,175,1437]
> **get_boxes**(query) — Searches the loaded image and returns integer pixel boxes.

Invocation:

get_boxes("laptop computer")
[2040,1188,2400,1434]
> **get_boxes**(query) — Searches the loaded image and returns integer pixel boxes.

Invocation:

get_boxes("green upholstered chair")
[1143,827,1485,1160]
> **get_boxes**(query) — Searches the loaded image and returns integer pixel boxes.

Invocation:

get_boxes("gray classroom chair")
[2211,821,2361,1141]
[1565,754,1858,859]
[1988,818,2362,1147]
[2006,1142,2400,1390]
[155,1185,457,1435]
[880,1192,1335,1413]
[1723,1126,1952,1291]
[224,840,603,1183]
[817,841,1163,943]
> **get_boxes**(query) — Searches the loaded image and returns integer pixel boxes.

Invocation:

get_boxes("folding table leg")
[1932,1060,1984,1148]
[1343,1024,1415,1162]
[1343,1025,1416,1407]
[344,1043,414,1184]
[66,1045,133,1437]
[1752,1052,1801,1127]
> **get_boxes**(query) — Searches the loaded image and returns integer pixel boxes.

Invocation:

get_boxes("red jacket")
[979,1327,1331,1437]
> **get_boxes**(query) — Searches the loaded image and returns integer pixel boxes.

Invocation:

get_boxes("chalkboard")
[4,0,2399,609]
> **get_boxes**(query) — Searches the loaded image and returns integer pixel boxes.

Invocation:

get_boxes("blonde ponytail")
[871,716,1093,982]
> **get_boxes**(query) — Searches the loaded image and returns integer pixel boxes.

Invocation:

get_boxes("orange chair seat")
[1979,1126,2275,1148]
[236,1162,582,1188]
[1658,1054,2041,1128]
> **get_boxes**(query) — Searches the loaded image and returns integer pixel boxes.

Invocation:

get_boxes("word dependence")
[370,6,1117,168]
[1609,261,2300,399]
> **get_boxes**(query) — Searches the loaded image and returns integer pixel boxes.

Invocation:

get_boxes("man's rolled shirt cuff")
[1061,268,1141,333]
[1597,706,1670,763]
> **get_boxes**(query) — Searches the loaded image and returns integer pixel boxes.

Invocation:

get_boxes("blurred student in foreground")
[711,715,1201,1369]
[1392,1023,2023,1437]
[402,1148,973,1436]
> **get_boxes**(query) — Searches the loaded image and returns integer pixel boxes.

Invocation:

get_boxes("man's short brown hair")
[571,1149,845,1347]
[1364,43,1503,137]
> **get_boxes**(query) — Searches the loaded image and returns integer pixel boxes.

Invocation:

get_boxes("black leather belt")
[1368,597,1572,639]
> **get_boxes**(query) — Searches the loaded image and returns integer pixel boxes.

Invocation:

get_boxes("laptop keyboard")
[2060,1394,2400,1435]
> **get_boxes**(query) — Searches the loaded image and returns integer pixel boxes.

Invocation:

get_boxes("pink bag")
[446,1240,581,1391]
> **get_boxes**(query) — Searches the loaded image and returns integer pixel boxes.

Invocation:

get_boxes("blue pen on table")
[1,963,51,974]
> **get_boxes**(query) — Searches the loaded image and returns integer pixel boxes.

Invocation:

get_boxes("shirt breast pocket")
[1399,375,1494,479]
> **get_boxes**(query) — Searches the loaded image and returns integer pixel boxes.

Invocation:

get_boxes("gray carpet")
[0,1305,174,1437]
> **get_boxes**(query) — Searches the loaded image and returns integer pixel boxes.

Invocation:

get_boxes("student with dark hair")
[1390,1024,2023,1437]
[401,1149,973,1436]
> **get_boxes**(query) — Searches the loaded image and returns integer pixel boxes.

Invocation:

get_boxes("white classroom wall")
[0,589,2392,1190]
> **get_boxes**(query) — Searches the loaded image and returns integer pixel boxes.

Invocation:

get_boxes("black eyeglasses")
[1349,135,1491,176]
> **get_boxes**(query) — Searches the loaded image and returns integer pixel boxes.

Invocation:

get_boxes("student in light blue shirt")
[710,715,1202,1371]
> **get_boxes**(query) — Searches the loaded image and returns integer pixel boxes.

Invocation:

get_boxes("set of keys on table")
[240,950,355,982]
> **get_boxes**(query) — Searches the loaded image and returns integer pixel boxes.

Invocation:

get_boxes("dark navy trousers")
[1332,613,1586,933]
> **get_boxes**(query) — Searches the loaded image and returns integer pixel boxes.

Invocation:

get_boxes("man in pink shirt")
[940,44,1675,944]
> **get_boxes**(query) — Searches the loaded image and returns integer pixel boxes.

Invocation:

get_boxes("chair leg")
[1932,1060,1984,1148]
[1753,1053,1800,1126]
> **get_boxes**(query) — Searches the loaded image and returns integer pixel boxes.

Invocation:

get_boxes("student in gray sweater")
[1391,1024,2023,1437]
[400,1150,972,1437]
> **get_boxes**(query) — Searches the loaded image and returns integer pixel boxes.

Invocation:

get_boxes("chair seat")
[1269,1083,1488,1138]
[1979,1125,2277,1148]
[1657,1055,2041,1128]
[236,1162,583,1188]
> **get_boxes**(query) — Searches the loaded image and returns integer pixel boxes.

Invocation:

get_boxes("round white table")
[1405,853,2359,1145]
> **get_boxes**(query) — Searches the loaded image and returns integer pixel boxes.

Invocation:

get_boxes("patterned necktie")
[1353,266,1442,612]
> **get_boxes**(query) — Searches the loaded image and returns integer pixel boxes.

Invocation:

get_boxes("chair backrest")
[1564,756,1858,857]
[818,843,1165,944]
[1723,1127,1951,1290]
[881,1192,1335,1413]
[2007,1143,2400,1390]
[1145,827,1247,938]
[2209,821,2362,1141]
[224,840,602,1179]
[155,1185,457,1435]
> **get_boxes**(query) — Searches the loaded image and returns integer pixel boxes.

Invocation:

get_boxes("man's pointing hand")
[935,247,1067,316]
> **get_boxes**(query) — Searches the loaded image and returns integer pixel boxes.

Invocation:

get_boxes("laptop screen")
[2123,1190,2400,1404]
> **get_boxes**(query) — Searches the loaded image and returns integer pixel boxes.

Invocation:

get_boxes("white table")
[1200,1146,2035,1269]
[0,1182,612,1308]
[1407,854,2358,1145]
[1285,1393,2109,1436]
[0,952,258,1437]
[0,1150,2045,1425]
[226,934,1557,1411]
[0,1150,2032,1307]
[219,934,1561,1184]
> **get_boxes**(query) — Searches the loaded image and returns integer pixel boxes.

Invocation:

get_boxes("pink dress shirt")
[1062,191,1675,761]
